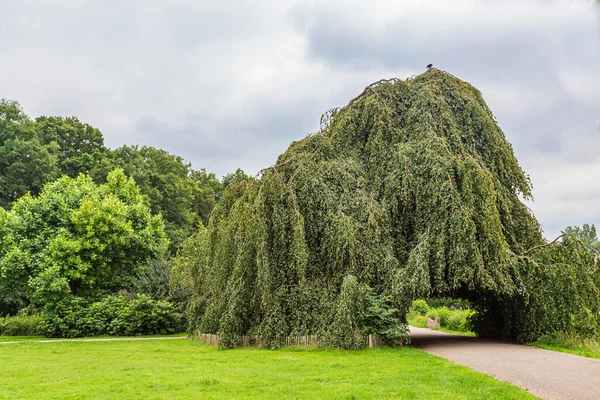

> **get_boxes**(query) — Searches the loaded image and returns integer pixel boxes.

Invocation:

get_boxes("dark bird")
[427,63,433,69]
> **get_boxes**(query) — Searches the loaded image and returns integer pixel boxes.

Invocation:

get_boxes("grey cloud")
[131,97,321,177]
[0,0,598,238]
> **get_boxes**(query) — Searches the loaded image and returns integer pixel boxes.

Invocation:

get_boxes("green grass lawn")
[0,335,45,342]
[530,334,600,360]
[0,338,536,399]
[431,327,476,337]
[0,333,187,342]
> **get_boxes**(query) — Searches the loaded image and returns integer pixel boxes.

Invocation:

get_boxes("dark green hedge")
[0,315,44,336]
[43,294,183,338]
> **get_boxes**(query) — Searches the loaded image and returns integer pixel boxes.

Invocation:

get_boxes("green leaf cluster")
[111,146,223,250]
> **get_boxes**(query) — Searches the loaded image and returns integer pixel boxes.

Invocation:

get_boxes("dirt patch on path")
[410,326,600,400]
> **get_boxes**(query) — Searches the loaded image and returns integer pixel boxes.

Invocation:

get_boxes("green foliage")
[35,116,110,180]
[427,307,452,327]
[329,276,369,349]
[410,315,427,328]
[408,299,474,333]
[0,100,60,208]
[131,248,172,301]
[361,293,408,344]
[184,69,600,346]
[42,294,182,338]
[562,223,600,250]
[222,168,251,191]
[1,99,222,255]
[411,299,429,315]
[471,236,600,342]
[0,169,167,312]
[0,314,44,336]
[431,307,473,332]
[112,145,222,250]
[426,297,471,310]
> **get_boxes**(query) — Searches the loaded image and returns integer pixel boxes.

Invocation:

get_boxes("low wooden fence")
[197,332,383,348]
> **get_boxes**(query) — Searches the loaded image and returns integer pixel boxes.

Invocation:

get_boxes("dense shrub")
[43,294,183,338]
[411,300,429,316]
[0,314,44,336]
[361,294,409,345]
[446,309,474,332]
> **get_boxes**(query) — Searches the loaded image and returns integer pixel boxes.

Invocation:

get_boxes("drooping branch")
[346,78,400,108]
[524,233,600,256]
[259,159,293,175]
[523,234,567,254]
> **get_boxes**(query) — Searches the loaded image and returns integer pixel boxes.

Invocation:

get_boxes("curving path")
[410,327,600,400]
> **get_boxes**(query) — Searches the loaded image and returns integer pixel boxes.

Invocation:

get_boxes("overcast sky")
[1,0,599,238]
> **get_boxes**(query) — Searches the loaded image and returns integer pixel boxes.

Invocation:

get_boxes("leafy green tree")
[35,116,111,180]
[562,224,600,250]
[222,168,251,191]
[0,169,167,313]
[0,100,60,208]
[112,145,220,250]
[185,70,600,347]
[190,169,223,223]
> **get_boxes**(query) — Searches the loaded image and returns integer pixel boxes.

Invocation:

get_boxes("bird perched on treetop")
[427,63,433,69]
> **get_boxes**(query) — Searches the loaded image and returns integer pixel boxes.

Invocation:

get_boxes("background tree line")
[0,98,249,336]
[1,96,597,340]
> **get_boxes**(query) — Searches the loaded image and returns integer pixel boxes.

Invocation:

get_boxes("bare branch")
[524,234,567,254]
[524,233,600,256]
[346,78,400,108]
[259,159,293,175]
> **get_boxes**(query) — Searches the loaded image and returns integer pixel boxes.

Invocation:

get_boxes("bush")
[43,294,183,338]
[411,299,429,315]
[446,310,473,331]
[361,293,408,345]
[0,314,44,336]
[111,294,182,336]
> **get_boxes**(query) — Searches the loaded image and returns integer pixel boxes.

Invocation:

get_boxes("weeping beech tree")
[181,69,600,348]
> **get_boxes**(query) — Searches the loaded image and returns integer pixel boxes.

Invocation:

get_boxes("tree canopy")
[0,100,59,208]
[562,224,600,250]
[0,169,167,314]
[0,99,224,253]
[35,115,111,180]
[111,145,222,250]
[183,69,600,347]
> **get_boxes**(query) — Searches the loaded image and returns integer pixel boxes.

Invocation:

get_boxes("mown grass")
[0,333,187,343]
[0,338,536,399]
[530,333,600,360]
[0,335,45,342]
[432,327,476,337]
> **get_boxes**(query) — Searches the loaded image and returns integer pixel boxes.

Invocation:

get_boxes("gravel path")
[410,327,600,400]
[0,336,188,345]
